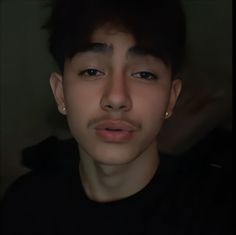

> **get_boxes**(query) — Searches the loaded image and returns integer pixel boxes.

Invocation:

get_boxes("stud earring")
[62,106,66,112]
[165,112,169,118]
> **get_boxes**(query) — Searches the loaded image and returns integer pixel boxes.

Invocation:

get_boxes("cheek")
[63,85,100,131]
[134,86,170,116]
[64,83,99,110]
[142,100,166,130]
[134,88,170,133]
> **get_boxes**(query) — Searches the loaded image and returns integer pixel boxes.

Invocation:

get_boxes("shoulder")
[159,149,232,234]
[2,136,79,203]
[21,136,78,172]
[1,136,79,234]
[1,170,75,234]
[1,170,69,213]
[177,154,232,234]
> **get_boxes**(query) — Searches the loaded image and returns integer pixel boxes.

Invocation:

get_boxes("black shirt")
[1,136,232,235]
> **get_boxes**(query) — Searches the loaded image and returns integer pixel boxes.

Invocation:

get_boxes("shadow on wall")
[158,0,232,155]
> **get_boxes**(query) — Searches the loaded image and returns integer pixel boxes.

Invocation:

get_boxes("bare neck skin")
[78,141,159,202]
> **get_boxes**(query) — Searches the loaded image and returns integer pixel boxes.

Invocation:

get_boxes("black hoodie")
[1,132,232,235]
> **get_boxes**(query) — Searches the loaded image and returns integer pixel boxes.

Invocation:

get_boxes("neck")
[79,142,159,202]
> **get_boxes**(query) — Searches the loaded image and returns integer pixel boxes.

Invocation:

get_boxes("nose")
[100,73,132,113]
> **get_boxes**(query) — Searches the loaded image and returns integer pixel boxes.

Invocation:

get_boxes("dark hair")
[43,0,186,77]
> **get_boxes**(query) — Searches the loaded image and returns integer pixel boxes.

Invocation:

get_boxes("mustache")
[87,116,142,130]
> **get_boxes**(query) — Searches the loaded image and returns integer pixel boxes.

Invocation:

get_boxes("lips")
[95,120,136,132]
[94,120,137,142]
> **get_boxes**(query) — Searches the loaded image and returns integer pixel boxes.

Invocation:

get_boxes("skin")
[50,25,182,202]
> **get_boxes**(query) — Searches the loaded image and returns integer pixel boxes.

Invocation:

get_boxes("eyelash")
[131,71,158,80]
[78,68,104,77]
[78,68,158,81]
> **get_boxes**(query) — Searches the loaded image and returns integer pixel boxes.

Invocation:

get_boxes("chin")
[85,143,140,166]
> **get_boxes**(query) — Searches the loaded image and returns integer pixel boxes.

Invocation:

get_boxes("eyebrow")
[128,46,161,58]
[129,46,168,65]
[77,43,164,62]
[78,42,112,54]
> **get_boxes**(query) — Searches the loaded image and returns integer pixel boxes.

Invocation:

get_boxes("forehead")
[72,25,167,64]
[90,25,135,45]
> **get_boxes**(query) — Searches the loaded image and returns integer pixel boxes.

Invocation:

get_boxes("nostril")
[119,105,127,110]
[101,96,132,112]
[103,104,113,110]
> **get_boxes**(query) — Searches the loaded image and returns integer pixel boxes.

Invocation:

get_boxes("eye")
[132,71,158,80]
[79,68,105,77]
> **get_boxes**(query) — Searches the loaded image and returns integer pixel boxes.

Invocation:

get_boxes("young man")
[1,0,231,234]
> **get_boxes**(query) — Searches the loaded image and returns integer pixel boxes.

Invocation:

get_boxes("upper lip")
[94,120,137,132]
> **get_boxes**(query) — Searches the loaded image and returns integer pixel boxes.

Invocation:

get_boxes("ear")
[49,72,67,115]
[165,79,182,119]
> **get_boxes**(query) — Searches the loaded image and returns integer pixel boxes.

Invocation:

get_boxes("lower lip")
[95,129,135,143]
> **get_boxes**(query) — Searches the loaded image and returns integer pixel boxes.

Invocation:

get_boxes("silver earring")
[165,112,169,117]
[62,106,66,112]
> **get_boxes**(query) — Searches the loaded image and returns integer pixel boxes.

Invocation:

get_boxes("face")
[50,25,181,166]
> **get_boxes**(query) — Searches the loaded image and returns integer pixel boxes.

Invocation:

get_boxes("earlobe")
[165,79,182,119]
[49,72,67,115]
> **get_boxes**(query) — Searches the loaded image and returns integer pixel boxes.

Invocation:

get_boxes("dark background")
[0,0,232,197]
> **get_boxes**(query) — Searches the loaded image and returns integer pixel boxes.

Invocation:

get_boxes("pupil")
[141,72,148,77]
[89,69,96,75]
